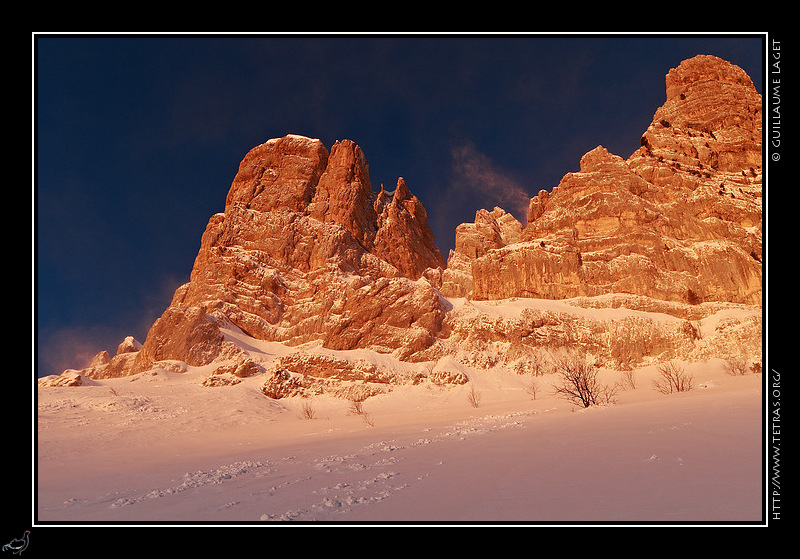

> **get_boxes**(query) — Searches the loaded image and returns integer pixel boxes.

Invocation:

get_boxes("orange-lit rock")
[129,135,446,376]
[444,54,762,307]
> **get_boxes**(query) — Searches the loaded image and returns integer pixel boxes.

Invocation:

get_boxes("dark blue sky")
[34,33,764,377]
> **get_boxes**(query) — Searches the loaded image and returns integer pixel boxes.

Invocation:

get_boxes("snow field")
[37,357,763,524]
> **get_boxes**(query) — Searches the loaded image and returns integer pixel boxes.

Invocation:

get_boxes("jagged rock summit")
[44,54,762,392]
[131,135,448,375]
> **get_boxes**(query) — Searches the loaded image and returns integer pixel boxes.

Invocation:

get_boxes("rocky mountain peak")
[49,54,761,385]
[634,54,762,176]
[308,138,375,245]
[126,135,447,375]
[664,53,757,102]
[224,134,328,214]
[442,53,762,308]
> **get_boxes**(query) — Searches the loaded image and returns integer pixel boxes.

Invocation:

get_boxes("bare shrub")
[525,379,540,400]
[348,398,366,416]
[467,384,482,408]
[529,353,549,376]
[620,369,637,390]
[723,358,750,376]
[514,353,550,376]
[653,362,693,394]
[552,355,617,408]
[751,362,762,375]
[348,396,374,427]
[299,399,316,420]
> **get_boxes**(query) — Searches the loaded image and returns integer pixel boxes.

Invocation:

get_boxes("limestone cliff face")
[130,135,447,375]
[57,55,762,386]
[442,54,762,307]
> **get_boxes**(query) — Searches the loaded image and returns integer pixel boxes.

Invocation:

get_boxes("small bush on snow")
[653,362,693,394]
[552,355,617,408]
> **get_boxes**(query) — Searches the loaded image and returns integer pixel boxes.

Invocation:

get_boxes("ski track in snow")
[261,411,535,521]
[59,411,539,522]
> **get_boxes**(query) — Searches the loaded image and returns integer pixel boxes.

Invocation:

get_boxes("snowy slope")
[37,334,764,524]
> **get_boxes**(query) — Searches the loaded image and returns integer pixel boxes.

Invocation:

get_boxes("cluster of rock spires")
[42,55,763,395]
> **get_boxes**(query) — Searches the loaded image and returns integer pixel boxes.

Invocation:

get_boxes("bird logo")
[2,531,29,555]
